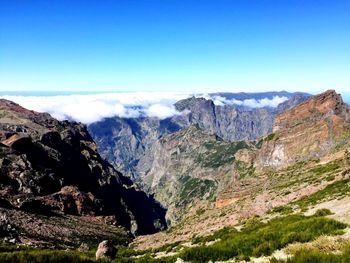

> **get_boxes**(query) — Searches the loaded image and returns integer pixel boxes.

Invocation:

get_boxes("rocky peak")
[256,90,350,169]
[0,99,37,116]
[274,90,349,132]
[174,96,215,112]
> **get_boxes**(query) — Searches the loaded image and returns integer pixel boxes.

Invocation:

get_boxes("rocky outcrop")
[95,240,117,260]
[0,99,166,237]
[174,96,274,141]
[255,90,350,169]
[0,211,19,243]
[137,125,258,225]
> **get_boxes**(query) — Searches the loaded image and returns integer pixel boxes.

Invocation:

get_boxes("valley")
[1,90,350,263]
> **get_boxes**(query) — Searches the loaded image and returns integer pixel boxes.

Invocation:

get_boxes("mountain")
[88,92,308,180]
[138,124,258,225]
[87,91,310,226]
[255,89,350,168]
[0,99,166,247]
[132,90,350,250]
[2,90,350,262]
[209,90,309,101]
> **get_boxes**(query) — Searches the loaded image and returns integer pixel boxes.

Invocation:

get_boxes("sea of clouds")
[0,92,288,124]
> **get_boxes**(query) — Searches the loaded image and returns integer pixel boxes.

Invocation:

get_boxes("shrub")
[177,214,347,263]
[0,250,94,263]
[314,208,333,217]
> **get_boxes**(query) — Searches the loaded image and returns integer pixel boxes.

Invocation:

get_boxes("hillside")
[132,90,350,256]
[138,124,258,225]
[0,99,166,248]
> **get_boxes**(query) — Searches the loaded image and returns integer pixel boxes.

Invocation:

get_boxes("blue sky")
[0,0,349,94]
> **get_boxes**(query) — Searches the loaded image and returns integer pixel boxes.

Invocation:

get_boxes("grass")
[268,158,349,215]
[192,226,237,244]
[173,214,347,263]
[269,179,350,215]
[294,179,350,210]
[0,213,347,263]
[313,208,333,217]
[0,243,95,263]
[311,162,341,176]
[272,243,350,263]
[269,206,294,215]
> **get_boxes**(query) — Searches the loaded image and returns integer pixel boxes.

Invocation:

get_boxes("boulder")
[95,240,117,260]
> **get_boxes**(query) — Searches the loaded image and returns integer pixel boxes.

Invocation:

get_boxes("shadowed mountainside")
[0,99,166,247]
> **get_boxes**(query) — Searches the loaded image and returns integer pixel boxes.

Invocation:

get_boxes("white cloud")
[208,95,288,108]
[240,96,288,108]
[0,92,289,124]
[145,104,180,119]
[0,92,190,124]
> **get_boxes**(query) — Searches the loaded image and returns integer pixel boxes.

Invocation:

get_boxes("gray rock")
[95,240,117,260]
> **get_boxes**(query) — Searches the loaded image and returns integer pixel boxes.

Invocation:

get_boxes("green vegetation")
[269,205,294,215]
[197,141,249,168]
[0,251,94,263]
[176,214,346,263]
[265,133,276,141]
[255,139,264,149]
[235,160,256,178]
[270,159,343,193]
[311,162,341,176]
[313,208,333,217]
[272,244,350,263]
[192,226,237,244]
[270,179,350,215]
[0,243,94,263]
[293,179,350,210]
[0,213,347,263]
[177,176,217,206]
[195,208,205,216]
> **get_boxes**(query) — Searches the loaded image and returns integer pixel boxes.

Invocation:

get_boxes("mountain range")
[1,90,350,262]
[88,91,309,180]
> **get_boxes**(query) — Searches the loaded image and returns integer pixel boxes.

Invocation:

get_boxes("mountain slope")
[255,90,350,168]
[88,92,308,180]
[133,90,350,250]
[138,125,258,225]
[0,99,166,246]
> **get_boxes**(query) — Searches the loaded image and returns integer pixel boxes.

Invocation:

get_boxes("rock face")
[255,90,350,169]
[0,99,166,236]
[173,97,274,141]
[87,93,309,225]
[88,93,308,180]
[138,125,254,225]
[0,211,19,243]
[95,240,117,260]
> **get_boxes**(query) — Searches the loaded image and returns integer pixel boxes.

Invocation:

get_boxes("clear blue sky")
[0,0,349,93]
